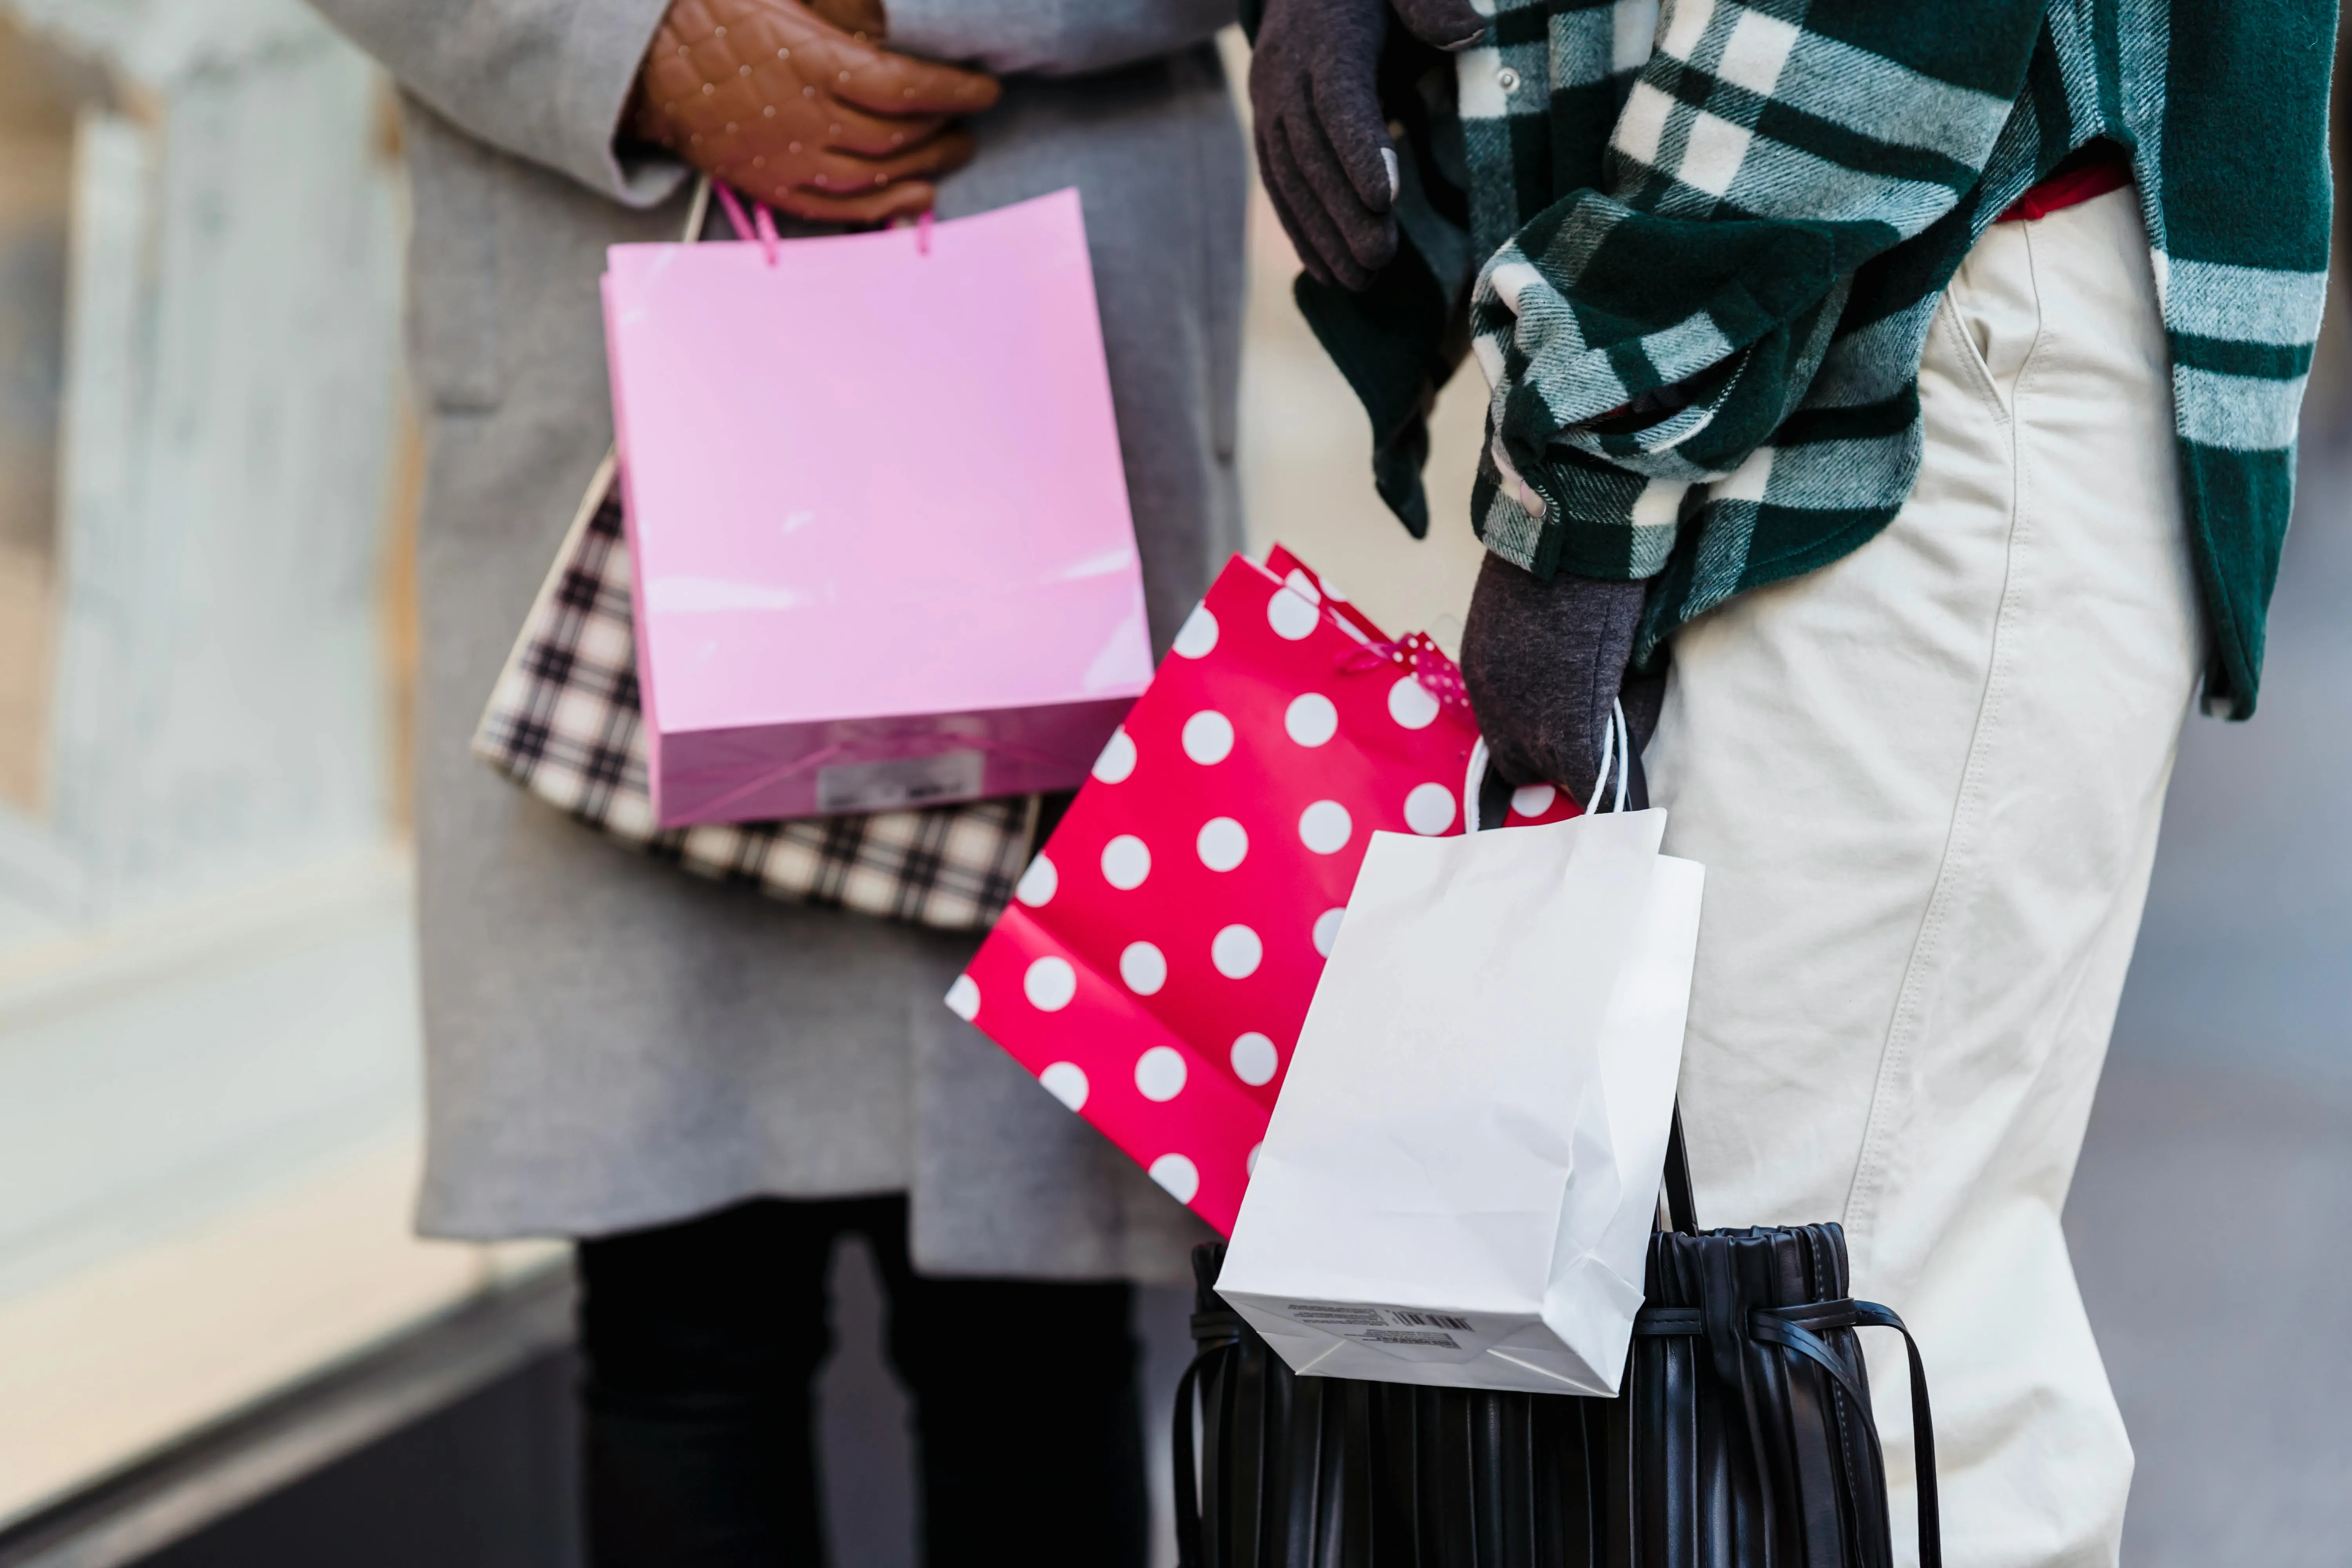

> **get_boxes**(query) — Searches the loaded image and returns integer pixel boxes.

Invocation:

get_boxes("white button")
[1497,66,1521,92]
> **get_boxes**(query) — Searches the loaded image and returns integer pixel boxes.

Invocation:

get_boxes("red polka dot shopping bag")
[946,548,1576,1235]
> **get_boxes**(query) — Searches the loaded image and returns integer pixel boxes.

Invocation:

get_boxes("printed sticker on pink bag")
[947,548,1577,1234]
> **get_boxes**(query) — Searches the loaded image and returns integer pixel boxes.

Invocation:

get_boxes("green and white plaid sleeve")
[1467,0,2046,581]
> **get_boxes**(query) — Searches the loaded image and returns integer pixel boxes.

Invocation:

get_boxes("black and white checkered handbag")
[471,450,1037,931]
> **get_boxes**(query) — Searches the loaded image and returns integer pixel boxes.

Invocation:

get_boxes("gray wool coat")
[307,0,1245,1280]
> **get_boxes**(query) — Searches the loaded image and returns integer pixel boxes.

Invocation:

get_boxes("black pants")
[576,1196,1146,1567]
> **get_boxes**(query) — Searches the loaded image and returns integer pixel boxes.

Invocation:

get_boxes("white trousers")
[1648,187,2200,1568]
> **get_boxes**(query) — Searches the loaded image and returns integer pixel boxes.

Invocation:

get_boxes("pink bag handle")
[712,183,782,265]
[710,179,937,264]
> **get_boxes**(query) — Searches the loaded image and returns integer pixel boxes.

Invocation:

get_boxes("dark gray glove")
[1249,0,1485,290]
[1460,553,1666,808]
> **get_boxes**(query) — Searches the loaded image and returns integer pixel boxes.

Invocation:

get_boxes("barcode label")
[816,750,986,812]
[1286,1304,1388,1327]
[1391,1311,1472,1332]
[1359,1329,1461,1348]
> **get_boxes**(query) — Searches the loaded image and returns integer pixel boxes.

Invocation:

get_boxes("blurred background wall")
[0,2,557,1554]
[0,13,2343,1568]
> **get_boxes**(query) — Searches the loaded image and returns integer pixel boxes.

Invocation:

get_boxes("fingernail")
[1381,147,1399,203]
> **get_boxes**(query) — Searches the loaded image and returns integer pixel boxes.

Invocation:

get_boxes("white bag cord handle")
[1595,699,1631,815]
[1462,700,1631,829]
[1462,737,1491,828]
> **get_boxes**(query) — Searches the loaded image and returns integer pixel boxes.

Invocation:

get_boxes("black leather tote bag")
[1173,1113,1943,1568]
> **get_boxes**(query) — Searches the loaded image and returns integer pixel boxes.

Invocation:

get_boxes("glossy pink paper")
[949,550,1581,1235]
[601,188,1152,826]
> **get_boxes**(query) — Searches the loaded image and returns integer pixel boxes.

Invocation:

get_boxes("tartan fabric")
[1280,0,2337,719]
[472,461,1036,931]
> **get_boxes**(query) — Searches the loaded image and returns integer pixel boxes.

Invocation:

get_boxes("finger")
[1291,103,1399,274]
[1391,0,1487,50]
[1305,56,1399,218]
[1258,151,1336,288]
[771,180,940,225]
[804,0,887,36]
[828,38,1001,118]
[801,127,978,194]
[809,102,955,158]
[762,3,1001,117]
[1259,118,1371,289]
[1279,111,1394,279]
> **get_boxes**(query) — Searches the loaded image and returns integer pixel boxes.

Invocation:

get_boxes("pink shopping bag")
[947,548,1579,1234]
[601,188,1152,827]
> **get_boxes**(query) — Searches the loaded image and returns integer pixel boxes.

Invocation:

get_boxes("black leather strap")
[1662,1101,1698,1235]
[1174,1288,1249,1568]
[1850,1300,1942,1568]
[1633,1296,1943,1568]
[1172,1354,1207,1568]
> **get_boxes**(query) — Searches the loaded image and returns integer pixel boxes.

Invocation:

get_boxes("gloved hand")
[1249,0,1486,290]
[1459,553,1665,808]
[635,0,1000,225]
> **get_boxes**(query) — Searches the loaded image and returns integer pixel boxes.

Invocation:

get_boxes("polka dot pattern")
[1149,1153,1201,1203]
[1405,782,1457,835]
[1100,834,1150,890]
[1298,800,1352,855]
[1039,1061,1088,1110]
[1120,940,1168,995]
[1135,1045,1187,1101]
[1285,691,1338,747]
[1388,676,1441,730]
[1211,924,1263,978]
[1197,817,1248,872]
[1015,855,1057,907]
[1312,907,1345,957]
[945,974,980,1020]
[946,548,1486,1238]
[1172,605,1219,659]
[1093,728,1136,784]
[1267,586,1319,640]
[1182,709,1235,764]
[1505,777,1583,827]
[1230,1032,1278,1086]
[1023,956,1076,1012]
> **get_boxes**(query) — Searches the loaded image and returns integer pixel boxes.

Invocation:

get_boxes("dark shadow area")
[132,1350,582,1568]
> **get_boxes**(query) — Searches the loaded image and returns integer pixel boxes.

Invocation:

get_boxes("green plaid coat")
[1276,0,2337,718]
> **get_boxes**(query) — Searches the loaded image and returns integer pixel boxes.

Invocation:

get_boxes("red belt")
[1998,145,2132,223]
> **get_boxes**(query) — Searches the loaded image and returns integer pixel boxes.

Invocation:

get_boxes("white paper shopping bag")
[1215,804,1703,1397]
